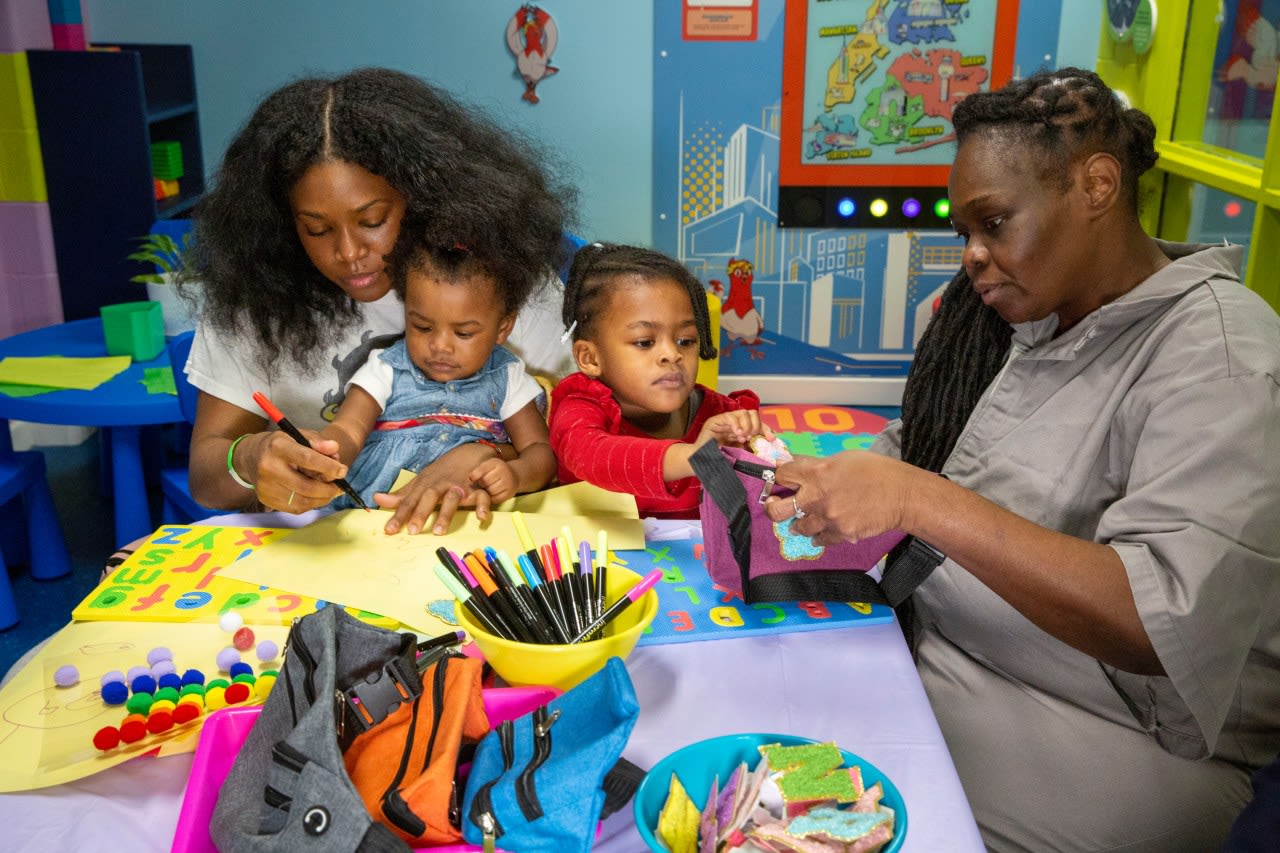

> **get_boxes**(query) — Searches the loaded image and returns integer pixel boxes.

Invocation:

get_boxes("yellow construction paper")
[657,771,701,853]
[72,524,396,630]
[0,355,131,390]
[218,508,645,636]
[388,471,640,518]
[0,619,288,793]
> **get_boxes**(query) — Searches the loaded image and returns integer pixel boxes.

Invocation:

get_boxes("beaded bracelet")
[226,434,256,490]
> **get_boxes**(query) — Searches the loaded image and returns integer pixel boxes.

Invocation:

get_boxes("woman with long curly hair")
[182,68,576,534]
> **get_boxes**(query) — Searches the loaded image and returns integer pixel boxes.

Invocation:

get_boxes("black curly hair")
[387,230,536,318]
[561,243,718,361]
[901,67,1159,474]
[191,67,575,372]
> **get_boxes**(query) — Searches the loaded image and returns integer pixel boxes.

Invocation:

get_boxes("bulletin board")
[777,0,1020,229]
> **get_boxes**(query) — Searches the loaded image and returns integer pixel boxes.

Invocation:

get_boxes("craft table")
[0,509,982,852]
[0,318,183,546]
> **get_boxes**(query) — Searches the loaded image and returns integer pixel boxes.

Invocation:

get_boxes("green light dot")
[934,198,951,218]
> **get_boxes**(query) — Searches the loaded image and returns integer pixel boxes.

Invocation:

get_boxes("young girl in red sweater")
[549,243,771,518]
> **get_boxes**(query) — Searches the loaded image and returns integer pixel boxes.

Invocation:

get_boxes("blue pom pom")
[101,681,129,705]
[129,674,157,695]
[228,662,254,678]
[157,673,183,691]
[181,668,205,686]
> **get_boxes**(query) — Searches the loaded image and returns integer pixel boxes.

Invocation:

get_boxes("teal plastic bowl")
[633,732,907,852]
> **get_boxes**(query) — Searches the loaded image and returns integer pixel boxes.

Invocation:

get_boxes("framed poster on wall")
[778,0,1020,229]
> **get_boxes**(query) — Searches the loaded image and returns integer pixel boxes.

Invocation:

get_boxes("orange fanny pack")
[344,653,490,847]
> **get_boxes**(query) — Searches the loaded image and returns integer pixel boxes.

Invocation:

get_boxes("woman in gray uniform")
[766,68,1280,852]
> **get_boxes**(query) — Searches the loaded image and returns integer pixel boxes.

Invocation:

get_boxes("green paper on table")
[0,355,132,392]
[142,366,177,395]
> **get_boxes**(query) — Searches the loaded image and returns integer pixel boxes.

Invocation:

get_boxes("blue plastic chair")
[159,331,216,523]
[0,437,72,629]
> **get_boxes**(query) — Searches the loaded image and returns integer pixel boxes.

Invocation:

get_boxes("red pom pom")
[146,710,174,734]
[92,726,121,751]
[233,626,255,652]
[119,719,148,743]
[224,682,251,704]
[173,702,201,724]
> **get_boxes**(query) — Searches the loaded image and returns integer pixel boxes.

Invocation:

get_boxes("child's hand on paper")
[468,458,518,506]
[376,443,499,535]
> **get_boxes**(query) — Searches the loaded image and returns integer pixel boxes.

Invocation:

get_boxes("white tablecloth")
[0,514,983,851]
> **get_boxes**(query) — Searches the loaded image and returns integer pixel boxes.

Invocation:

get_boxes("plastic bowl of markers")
[454,564,658,692]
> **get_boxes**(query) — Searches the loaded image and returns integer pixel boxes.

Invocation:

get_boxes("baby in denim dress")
[321,240,556,525]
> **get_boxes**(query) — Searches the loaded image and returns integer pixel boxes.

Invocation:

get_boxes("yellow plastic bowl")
[455,564,658,692]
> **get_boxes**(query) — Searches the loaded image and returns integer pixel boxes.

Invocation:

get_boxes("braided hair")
[898,67,1158,474]
[562,243,718,361]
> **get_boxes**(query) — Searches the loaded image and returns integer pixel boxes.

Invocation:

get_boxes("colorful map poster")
[777,0,1018,229]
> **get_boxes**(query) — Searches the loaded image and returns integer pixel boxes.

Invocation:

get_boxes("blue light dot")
[836,197,856,217]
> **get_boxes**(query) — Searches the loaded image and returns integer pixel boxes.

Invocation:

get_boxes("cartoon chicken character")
[709,258,766,360]
[506,4,559,104]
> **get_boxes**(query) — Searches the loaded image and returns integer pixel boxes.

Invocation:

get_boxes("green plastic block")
[100,301,165,361]
[0,53,38,132]
[0,129,47,202]
[150,140,184,180]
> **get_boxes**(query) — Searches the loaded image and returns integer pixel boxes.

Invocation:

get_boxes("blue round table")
[0,319,183,546]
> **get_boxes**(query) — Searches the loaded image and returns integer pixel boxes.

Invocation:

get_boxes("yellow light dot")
[870,198,889,218]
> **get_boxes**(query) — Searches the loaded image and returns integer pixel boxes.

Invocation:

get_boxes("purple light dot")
[902,198,922,218]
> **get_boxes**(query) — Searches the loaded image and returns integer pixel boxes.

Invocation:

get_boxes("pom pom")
[224,682,251,705]
[149,699,176,714]
[177,694,205,712]
[179,683,205,697]
[146,646,173,666]
[157,673,182,691]
[101,680,129,705]
[151,659,177,678]
[228,662,253,679]
[204,686,227,711]
[146,710,174,734]
[118,715,148,743]
[233,626,255,652]
[180,668,205,686]
[254,673,276,700]
[216,647,241,672]
[92,726,121,751]
[126,665,150,683]
[100,670,125,687]
[219,611,244,633]
[154,686,180,704]
[172,702,201,724]
[206,678,230,691]
[232,673,256,685]
[125,693,154,715]
[53,664,79,687]
[256,640,279,662]
[129,674,157,696]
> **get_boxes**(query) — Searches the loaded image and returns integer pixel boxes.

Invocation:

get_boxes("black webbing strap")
[600,757,646,820]
[880,536,944,607]
[690,442,754,597]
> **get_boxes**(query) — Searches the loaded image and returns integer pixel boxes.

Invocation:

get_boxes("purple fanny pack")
[690,443,910,604]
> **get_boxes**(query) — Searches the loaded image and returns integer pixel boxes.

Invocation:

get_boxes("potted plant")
[127,231,201,336]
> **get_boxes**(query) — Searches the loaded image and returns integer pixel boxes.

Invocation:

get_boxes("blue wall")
[84,1,1099,246]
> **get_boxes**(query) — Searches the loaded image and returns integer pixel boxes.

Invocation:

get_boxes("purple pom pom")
[100,670,125,687]
[146,646,173,666]
[151,659,177,678]
[256,640,279,662]
[216,647,241,673]
[53,664,79,687]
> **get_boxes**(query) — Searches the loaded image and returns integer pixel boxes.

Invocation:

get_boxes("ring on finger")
[448,484,467,501]
[791,495,806,520]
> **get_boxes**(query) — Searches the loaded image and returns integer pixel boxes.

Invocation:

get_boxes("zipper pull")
[535,707,561,738]
[480,812,497,853]
[333,688,346,741]
[757,468,776,504]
